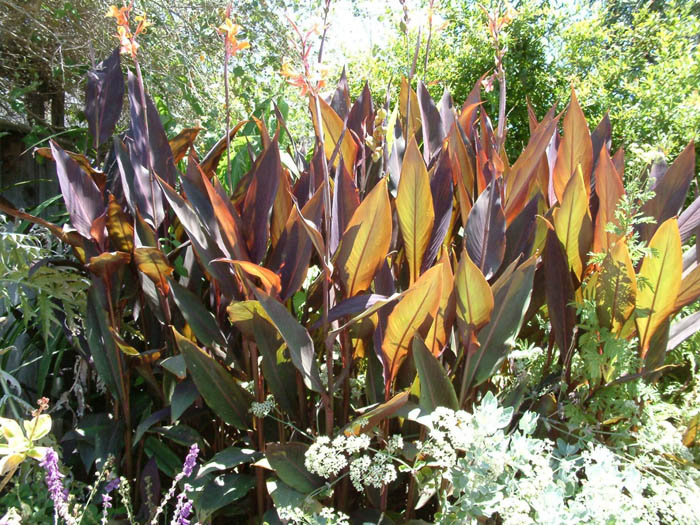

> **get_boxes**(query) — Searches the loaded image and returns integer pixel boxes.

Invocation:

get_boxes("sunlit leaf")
[382,264,443,389]
[397,137,434,284]
[133,247,173,294]
[106,194,134,252]
[309,95,357,174]
[336,177,392,297]
[592,148,624,253]
[596,239,637,334]
[552,88,593,203]
[636,218,682,358]
[553,166,590,278]
[455,248,493,344]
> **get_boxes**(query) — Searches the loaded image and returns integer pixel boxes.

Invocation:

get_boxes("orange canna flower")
[106,4,130,27]
[217,17,250,57]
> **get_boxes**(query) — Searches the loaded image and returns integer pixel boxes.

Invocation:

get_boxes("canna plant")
[1,9,700,521]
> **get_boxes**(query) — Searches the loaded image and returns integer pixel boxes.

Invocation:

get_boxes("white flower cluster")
[304,432,402,493]
[277,502,350,524]
[349,451,397,491]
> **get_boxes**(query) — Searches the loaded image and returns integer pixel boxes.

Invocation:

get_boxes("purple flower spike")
[39,448,75,524]
[173,491,193,525]
[182,444,199,477]
[40,449,68,506]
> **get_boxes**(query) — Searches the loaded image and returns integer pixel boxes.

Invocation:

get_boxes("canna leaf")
[592,148,625,253]
[50,140,104,239]
[169,279,226,348]
[168,127,201,164]
[255,290,323,393]
[465,178,506,279]
[425,251,456,356]
[344,391,410,436]
[241,137,282,263]
[675,264,700,312]
[382,264,443,388]
[544,229,576,364]
[336,178,392,297]
[552,88,593,203]
[468,256,536,387]
[553,166,590,278]
[596,239,637,334]
[636,218,682,358]
[106,195,134,252]
[639,142,695,241]
[455,248,493,343]
[330,163,360,255]
[85,48,124,148]
[400,77,422,140]
[173,327,252,431]
[417,80,444,162]
[504,110,559,223]
[397,137,434,284]
[265,443,324,493]
[413,337,458,412]
[133,247,174,295]
[309,95,357,174]
[86,251,131,280]
[269,185,325,300]
[215,259,282,297]
[422,149,454,272]
[200,172,249,261]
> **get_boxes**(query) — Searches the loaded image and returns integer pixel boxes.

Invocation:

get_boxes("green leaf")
[197,447,261,478]
[169,278,226,347]
[468,257,537,387]
[413,337,458,412]
[171,379,198,422]
[254,291,323,393]
[265,442,324,494]
[173,327,253,430]
[192,473,256,520]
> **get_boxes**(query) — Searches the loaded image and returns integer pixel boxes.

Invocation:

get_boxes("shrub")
[1,6,699,523]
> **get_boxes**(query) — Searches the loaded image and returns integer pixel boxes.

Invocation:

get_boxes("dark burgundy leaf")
[330,67,351,121]
[439,88,456,139]
[502,195,540,272]
[679,195,700,242]
[639,141,695,241]
[544,229,576,369]
[50,140,103,238]
[590,113,612,178]
[269,186,324,300]
[85,48,124,148]
[347,82,373,142]
[465,178,506,279]
[330,161,360,255]
[417,80,444,163]
[421,150,453,272]
[242,137,282,263]
[115,139,164,228]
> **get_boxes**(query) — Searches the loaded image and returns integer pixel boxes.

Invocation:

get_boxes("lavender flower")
[150,444,200,524]
[172,486,194,525]
[182,444,199,478]
[101,477,121,524]
[39,448,75,525]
